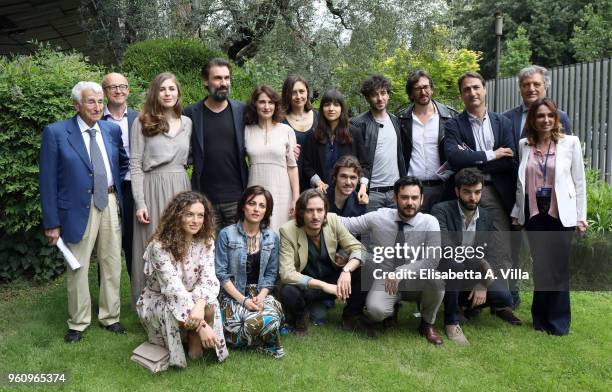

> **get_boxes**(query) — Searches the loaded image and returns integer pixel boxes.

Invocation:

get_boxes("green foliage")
[336,29,481,114]
[451,0,591,78]
[121,38,224,107]
[0,43,105,282]
[571,0,612,61]
[585,168,612,232]
[500,26,532,77]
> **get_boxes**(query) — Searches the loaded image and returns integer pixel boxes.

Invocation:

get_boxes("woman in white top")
[510,97,586,336]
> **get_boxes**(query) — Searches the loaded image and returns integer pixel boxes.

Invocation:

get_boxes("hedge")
[121,38,225,106]
[0,45,105,282]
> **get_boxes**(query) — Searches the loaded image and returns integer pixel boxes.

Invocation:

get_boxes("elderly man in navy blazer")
[39,81,129,342]
[503,65,572,148]
[444,72,517,230]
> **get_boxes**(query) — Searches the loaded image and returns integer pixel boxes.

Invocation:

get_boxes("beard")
[458,197,479,211]
[398,204,418,220]
[208,85,229,101]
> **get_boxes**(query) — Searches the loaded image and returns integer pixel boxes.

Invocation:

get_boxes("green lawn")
[0,267,610,392]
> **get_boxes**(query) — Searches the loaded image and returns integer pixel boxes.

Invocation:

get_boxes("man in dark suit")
[102,72,138,280]
[39,81,129,342]
[431,168,521,345]
[444,72,516,232]
[183,58,247,229]
[503,65,572,149]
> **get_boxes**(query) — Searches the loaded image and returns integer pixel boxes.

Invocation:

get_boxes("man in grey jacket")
[351,74,406,212]
[397,70,458,212]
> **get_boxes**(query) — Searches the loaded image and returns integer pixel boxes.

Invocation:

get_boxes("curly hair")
[151,191,215,262]
[244,85,284,125]
[524,98,564,145]
[360,74,391,98]
[140,72,182,137]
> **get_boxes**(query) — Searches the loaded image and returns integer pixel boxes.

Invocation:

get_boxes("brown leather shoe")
[418,321,443,345]
[294,309,310,336]
[495,308,523,325]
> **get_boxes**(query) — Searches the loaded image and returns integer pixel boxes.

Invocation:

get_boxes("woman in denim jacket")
[215,186,285,358]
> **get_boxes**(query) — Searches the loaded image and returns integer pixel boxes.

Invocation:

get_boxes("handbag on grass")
[131,342,170,373]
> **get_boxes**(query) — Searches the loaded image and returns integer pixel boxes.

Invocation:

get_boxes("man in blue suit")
[102,72,138,280]
[183,58,247,230]
[444,72,516,282]
[503,65,572,149]
[39,81,129,342]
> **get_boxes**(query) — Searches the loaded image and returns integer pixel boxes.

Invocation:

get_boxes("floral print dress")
[136,240,228,368]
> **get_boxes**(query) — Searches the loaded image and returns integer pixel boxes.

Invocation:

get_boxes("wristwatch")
[342,266,351,273]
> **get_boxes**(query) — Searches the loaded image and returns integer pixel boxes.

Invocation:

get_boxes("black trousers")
[280,267,367,323]
[121,180,134,280]
[525,212,574,335]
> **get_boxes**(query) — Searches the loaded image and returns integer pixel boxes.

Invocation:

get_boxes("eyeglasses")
[413,85,431,93]
[103,84,129,92]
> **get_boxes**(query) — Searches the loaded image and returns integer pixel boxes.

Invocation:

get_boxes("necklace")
[245,231,260,255]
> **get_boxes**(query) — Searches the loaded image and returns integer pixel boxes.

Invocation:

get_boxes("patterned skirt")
[220,285,285,358]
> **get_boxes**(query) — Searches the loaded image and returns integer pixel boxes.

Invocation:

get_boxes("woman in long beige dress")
[244,85,299,232]
[130,72,192,305]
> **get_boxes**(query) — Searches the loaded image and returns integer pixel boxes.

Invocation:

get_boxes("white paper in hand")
[56,237,81,270]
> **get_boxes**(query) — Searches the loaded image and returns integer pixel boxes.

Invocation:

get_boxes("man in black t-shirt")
[184,58,248,229]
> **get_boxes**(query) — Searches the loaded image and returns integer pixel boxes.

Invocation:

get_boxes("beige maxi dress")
[130,116,192,305]
[245,122,297,232]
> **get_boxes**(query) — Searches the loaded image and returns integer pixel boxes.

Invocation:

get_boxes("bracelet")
[242,296,250,307]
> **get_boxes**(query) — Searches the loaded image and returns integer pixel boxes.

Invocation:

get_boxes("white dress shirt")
[77,115,114,187]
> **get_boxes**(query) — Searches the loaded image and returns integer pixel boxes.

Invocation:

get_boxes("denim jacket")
[215,222,279,295]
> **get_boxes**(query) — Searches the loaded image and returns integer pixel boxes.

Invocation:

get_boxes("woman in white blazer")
[510,98,587,336]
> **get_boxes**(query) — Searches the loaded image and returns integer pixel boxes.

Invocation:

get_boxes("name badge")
[536,187,552,198]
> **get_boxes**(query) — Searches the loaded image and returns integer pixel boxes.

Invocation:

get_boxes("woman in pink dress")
[244,85,300,231]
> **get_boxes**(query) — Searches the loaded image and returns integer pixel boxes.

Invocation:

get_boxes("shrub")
[585,168,612,232]
[0,44,105,282]
[121,38,224,106]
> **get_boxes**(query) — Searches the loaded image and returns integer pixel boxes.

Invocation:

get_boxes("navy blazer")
[443,111,517,214]
[503,105,572,148]
[39,116,129,243]
[183,98,248,192]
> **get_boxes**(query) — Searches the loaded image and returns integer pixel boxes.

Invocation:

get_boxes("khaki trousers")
[66,194,122,331]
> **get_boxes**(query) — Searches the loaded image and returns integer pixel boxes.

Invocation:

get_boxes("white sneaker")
[445,324,470,345]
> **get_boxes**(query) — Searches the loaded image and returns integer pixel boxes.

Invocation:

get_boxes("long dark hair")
[140,72,182,137]
[314,89,352,144]
[295,189,328,228]
[281,74,313,113]
[524,98,564,145]
[235,185,274,228]
[244,85,284,125]
[151,191,215,262]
